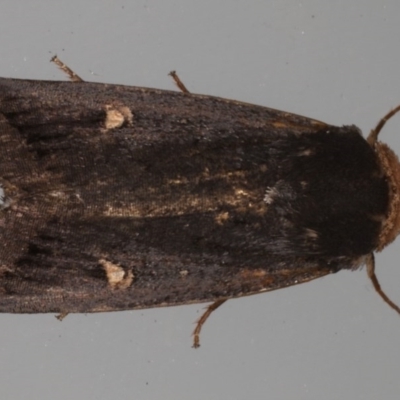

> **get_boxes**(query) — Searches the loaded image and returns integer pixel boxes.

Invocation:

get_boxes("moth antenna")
[50,55,84,82]
[366,253,400,314]
[367,105,400,145]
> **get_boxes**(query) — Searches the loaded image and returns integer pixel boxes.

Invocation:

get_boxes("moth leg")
[51,55,83,82]
[366,253,400,314]
[169,70,190,93]
[192,298,227,348]
[55,312,69,321]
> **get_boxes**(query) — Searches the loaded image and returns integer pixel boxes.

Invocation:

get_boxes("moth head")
[374,142,400,250]
[368,106,400,251]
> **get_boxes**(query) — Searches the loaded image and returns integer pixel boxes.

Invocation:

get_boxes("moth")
[0,57,399,347]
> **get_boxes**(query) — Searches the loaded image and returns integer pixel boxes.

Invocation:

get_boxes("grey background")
[0,1,399,399]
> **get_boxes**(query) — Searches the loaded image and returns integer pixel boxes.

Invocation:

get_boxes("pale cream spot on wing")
[99,259,134,289]
[104,105,133,130]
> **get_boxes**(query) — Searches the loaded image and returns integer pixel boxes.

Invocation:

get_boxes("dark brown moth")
[0,57,400,347]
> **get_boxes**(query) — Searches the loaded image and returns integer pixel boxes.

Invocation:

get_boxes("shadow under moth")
[1,57,400,347]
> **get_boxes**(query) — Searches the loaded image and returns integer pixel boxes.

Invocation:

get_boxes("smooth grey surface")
[0,1,400,399]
